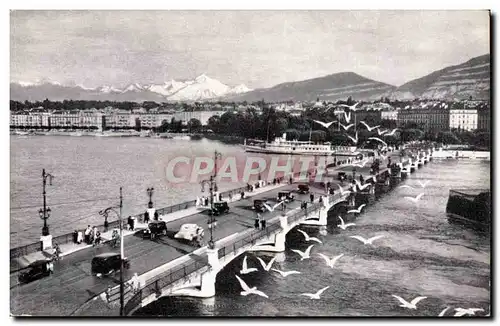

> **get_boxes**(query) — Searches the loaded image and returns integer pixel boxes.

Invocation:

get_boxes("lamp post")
[147,187,154,209]
[99,187,124,316]
[200,150,222,250]
[39,169,54,236]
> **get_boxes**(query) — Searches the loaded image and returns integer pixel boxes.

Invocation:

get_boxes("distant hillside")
[222,72,396,102]
[387,54,490,100]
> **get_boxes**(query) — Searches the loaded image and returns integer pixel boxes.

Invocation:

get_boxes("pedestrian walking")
[219,193,222,201]
[144,211,150,224]
[229,192,233,202]
[241,191,245,200]
[131,273,140,292]
[255,214,260,229]
[84,225,92,244]
[310,193,314,203]
[260,218,266,230]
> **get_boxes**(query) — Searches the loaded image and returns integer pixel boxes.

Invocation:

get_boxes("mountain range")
[10,54,489,103]
[10,74,252,103]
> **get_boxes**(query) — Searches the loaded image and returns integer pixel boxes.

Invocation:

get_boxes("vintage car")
[174,224,205,246]
[277,191,295,203]
[253,199,266,213]
[297,184,310,194]
[209,201,230,216]
[91,252,130,276]
[143,220,168,239]
[18,260,51,284]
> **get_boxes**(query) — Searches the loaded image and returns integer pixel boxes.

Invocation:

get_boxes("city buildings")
[449,108,478,131]
[397,108,450,132]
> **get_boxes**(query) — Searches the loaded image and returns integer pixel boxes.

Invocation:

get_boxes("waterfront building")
[380,109,398,121]
[397,108,450,132]
[173,111,226,125]
[10,111,44,128]
[48,111,105,130]
[477,108,490,132]
[449,108,478,131]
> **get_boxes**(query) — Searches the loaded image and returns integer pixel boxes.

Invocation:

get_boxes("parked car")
[91,253,130,276]
[253,199,266,213]
[278,191,295,203]
[297,184,310,194]
[18,260,51,284]
[209,201,230,216]
[174,224,205,247]
[143,220,168,240]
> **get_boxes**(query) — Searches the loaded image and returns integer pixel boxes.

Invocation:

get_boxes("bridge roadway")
[10,182,321,316]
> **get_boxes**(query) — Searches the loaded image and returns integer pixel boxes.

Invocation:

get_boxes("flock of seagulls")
[232,171,488,317]
[312,102,398,147]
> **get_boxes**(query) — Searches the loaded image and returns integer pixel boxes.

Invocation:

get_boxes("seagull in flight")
[368,137,388,147]
[391,295,427,310]
[349,235,385,245]
[347,131,358,144]
[454,308,484,317]
[360,121,380,132]
[438,307,450,317]
[404,192,424,203]
[291,244,315,260]
[385,128,399,136]
[354,180,370,191]
[300,286,330,300]
[313,120,336,129]
[271,268,301,277]
[343,111,352,123]
[263,201,284,212]
[235,275,269,299]
[348,160,369,168]
[240,255,258,275]
[339,122,354,131]
[339,102,360,111]
[318,253,344,268]
[418,180,430,188]
[297,229,323,244]
[377,129,388,136]
[337,216,356,230]
[337,184,351,196]
[348,203,366,214]
[256,256,277,272]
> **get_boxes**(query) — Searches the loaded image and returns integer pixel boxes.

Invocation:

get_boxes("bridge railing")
[10,180,283,260]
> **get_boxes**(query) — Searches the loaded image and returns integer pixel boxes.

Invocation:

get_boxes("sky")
[10,10,490,89]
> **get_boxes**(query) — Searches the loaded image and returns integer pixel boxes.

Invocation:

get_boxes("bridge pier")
[168,248,220,298]
[301,195,334,226]
[248,214,288,252]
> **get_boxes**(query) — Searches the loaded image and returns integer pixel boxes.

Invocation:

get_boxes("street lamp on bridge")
[39,169,54,236]
[147,187,154,209]
[200,150,222,250]
[99,187,125,316]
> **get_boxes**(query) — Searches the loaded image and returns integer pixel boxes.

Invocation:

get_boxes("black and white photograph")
[8,7,492,318]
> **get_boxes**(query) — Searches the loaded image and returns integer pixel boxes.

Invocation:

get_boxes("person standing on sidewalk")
[310,193,314,203]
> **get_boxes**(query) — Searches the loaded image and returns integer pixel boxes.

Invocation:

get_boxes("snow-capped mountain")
[10,75,253,102]
[146,80,189,97]
[227,84,253,94]
[97,85,122,93]
[167,74,231,101]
